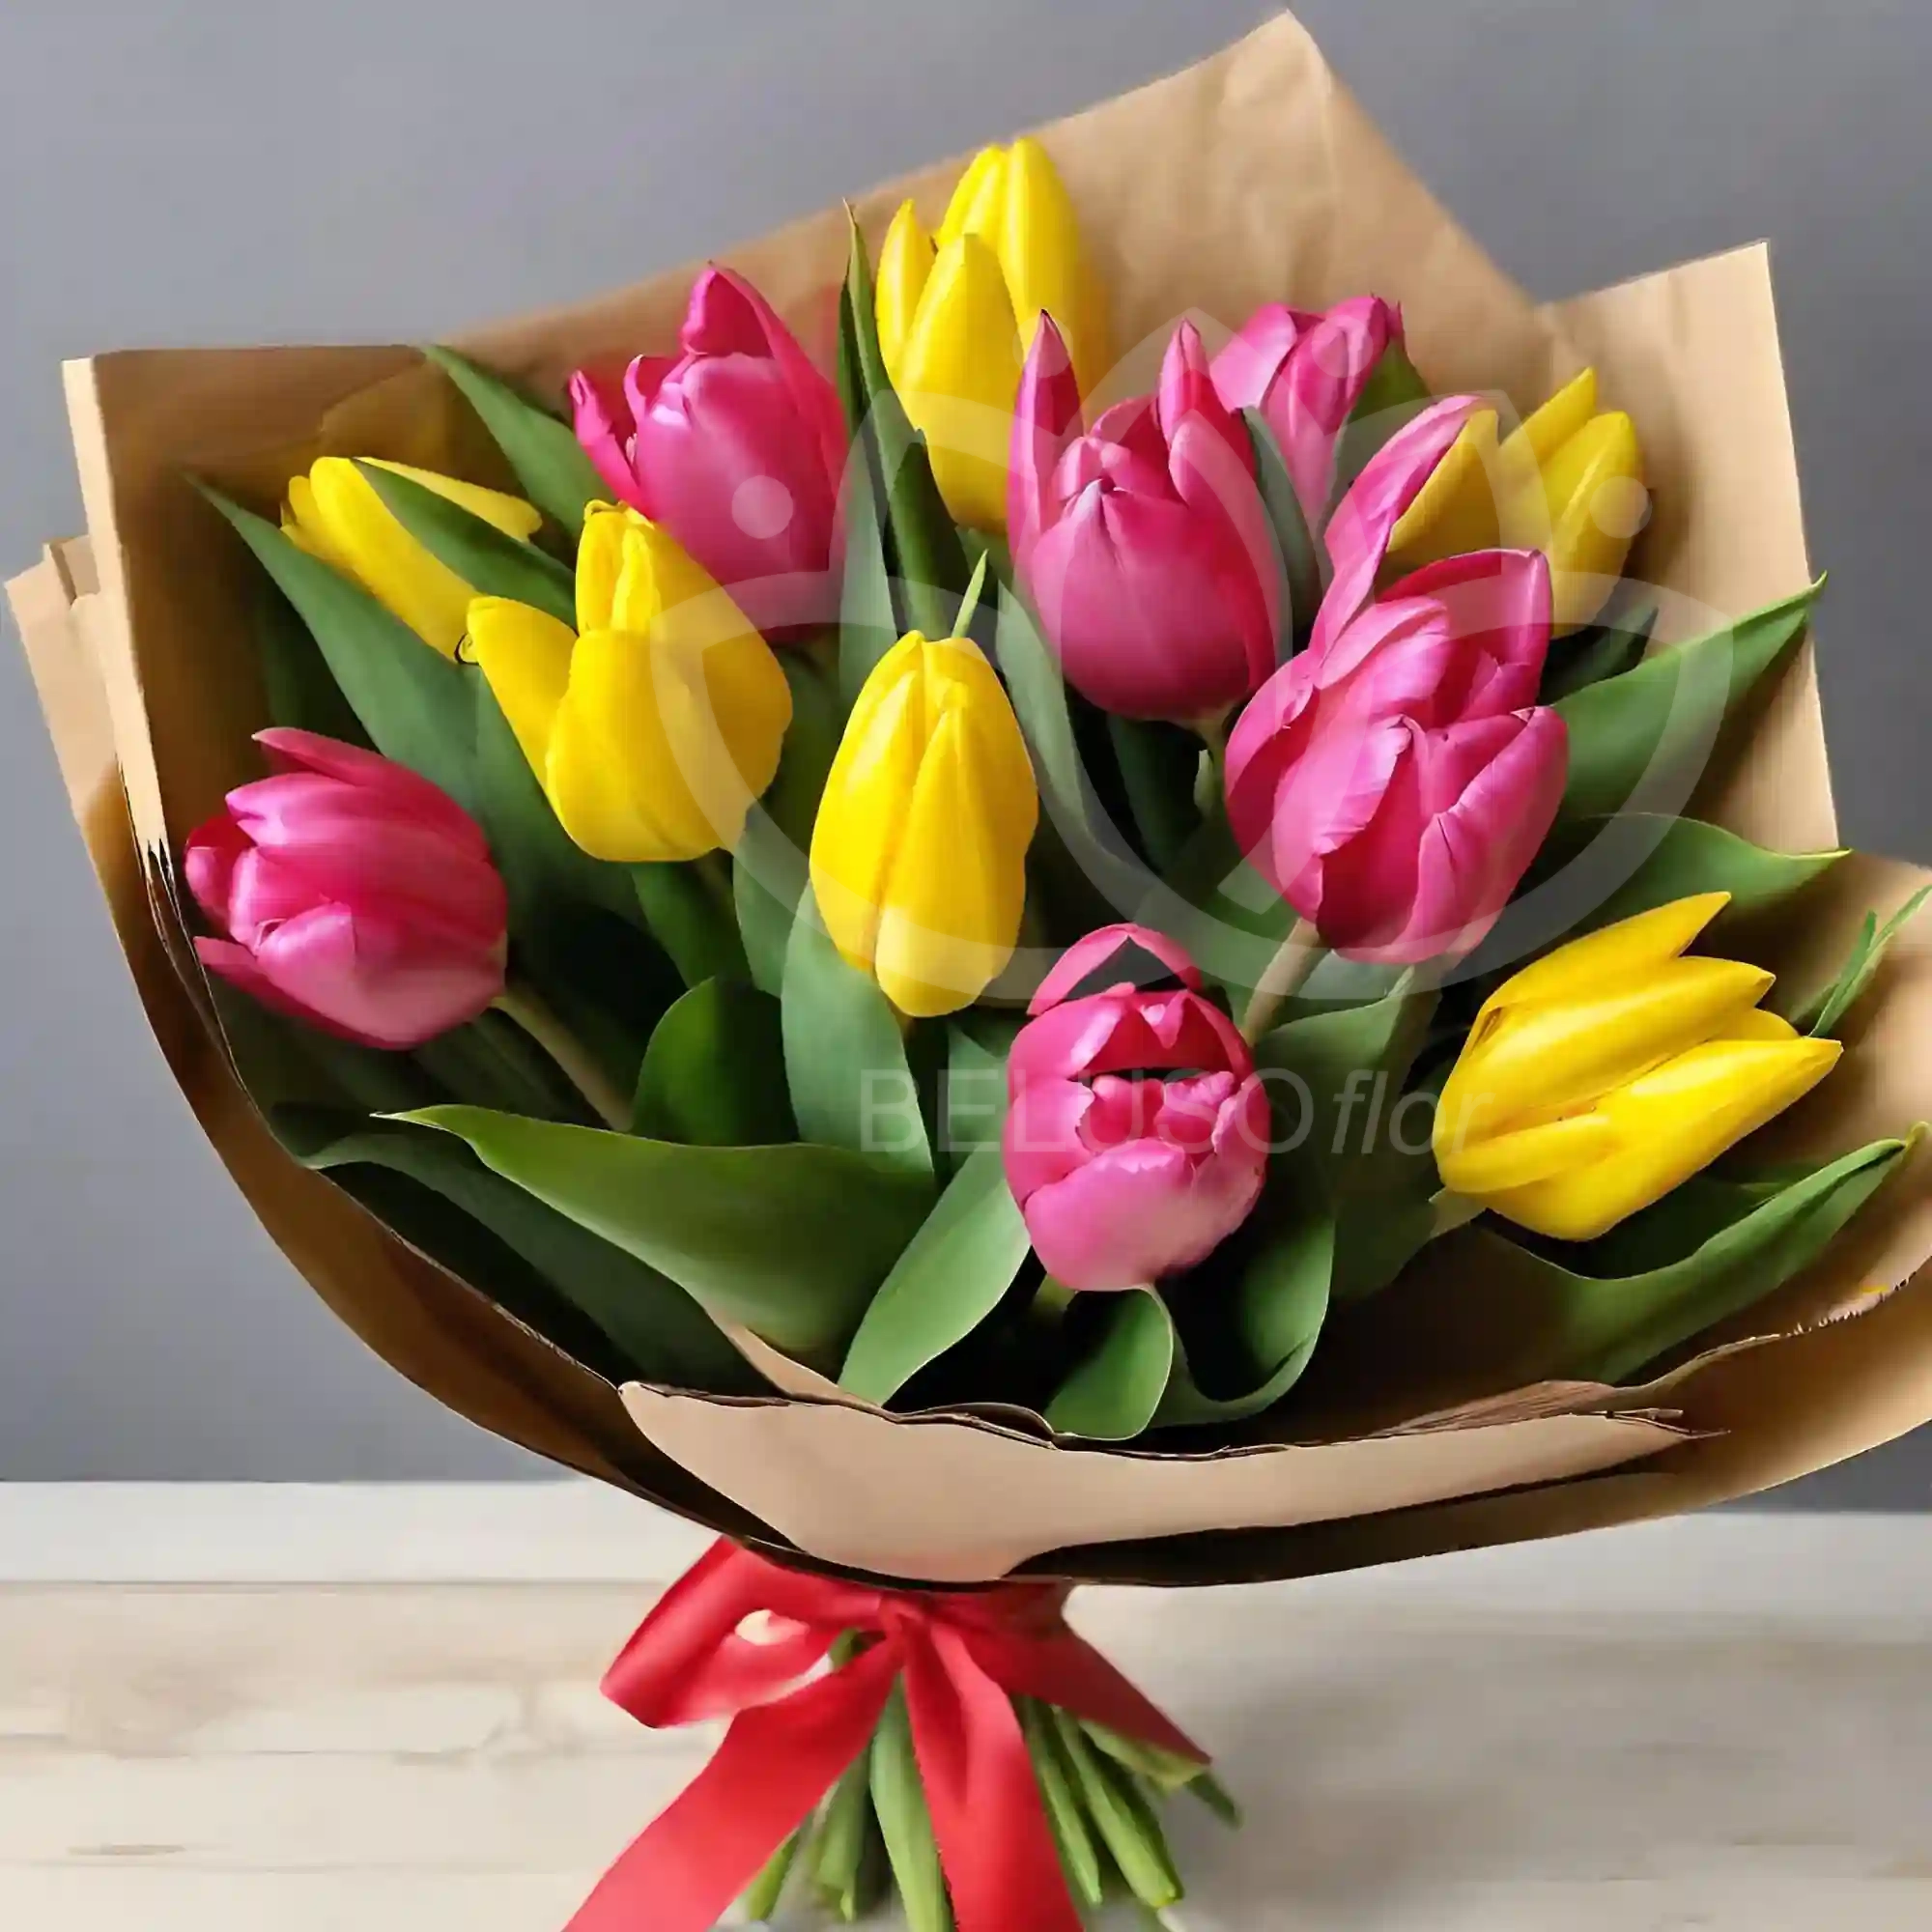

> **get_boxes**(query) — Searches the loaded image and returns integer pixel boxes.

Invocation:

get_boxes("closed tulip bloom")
[1209,297,1406,530]
[877,136,1106,533]
[185,728,507,1049]
[570,268,847,638]
[1004,924,1269,1291]
[1010,316,1280,722]
[1434,894,1843,1241]
[467,506,792,865]
[1389,368,1646,634]
[810,628,1038,1018]
[283,458,540,658]
[1226,402,1567,963]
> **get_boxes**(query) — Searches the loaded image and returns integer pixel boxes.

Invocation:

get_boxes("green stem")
[1031,1275,1078,1331]
[492,983,631,1131]
[1429,1187,1488,1238]
[1238,919,1323,1042]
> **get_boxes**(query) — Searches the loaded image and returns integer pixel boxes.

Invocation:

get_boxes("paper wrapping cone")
[12,10,1932,1584]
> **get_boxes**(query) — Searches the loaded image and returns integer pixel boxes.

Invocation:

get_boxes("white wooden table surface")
[2,1485,1929,1930]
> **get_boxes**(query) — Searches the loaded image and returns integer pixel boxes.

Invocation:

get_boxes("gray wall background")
[1,0,1926,1500]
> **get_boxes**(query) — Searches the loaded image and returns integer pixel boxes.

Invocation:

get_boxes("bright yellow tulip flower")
[810,628,1038,1018]
[1434,894,1841,1242]
[876,136,1107,534]
[284,457,541,658]
[466,506,792,865]
[1389,368,1647,635]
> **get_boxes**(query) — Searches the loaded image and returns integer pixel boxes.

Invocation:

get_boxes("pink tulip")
[185,729,507,1050]
[1009,317,1280,723]
[1225,409,1569,965]
[1210,297,1405,531]
[570,267,847,639]
[1005,924,1270,1292]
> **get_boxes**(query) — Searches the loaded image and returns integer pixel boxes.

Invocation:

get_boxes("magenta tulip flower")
[1004,924,1270,1292]
[1009,317,1279,723]
[570,267,847,639]
[1225,402,1568,964]
[185,729,508,1050]
[1209,296,1405,531]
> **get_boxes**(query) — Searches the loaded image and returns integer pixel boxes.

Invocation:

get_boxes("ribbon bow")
[567,1539,1204,1932]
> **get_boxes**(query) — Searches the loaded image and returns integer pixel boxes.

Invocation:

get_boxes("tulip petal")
[1208,303,1311,413]
[1511,367,1600,470]
[1515,410,1646,634]
[1029,923,1203,1013]
[937,145,1008,248]
[569,368,643,508]
[1381,548,1553,716]
[302,458,479,657]
[990,137,1096,375]
[810,637,929,976]
[364,460,541,544]
[253,726,485,848]
[876,201,936,384]
[1435,1109,1618,1197]
[893,233,1023,534]
[1002,1075,1101,1201]
[1166,412,1278,693]
[872,685,1036,1017]
[1271,296,1402,520]
[253,903,504,1051]
[575,505,632,635]
[184,813,253,930]
[1314,394,1484,658]
[1480,893,1731,1014]
[467,598,576,783]
[222,846,334,952]
[1490,1036,1843,1242]
[1009,315,1084,567]
[1386,409,1506,569]
[195,935,363,1040]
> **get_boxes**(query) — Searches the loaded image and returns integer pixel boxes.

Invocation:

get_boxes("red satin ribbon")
[566,1539,1205,1932]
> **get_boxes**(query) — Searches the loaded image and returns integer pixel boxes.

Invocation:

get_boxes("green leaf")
[730,811,808,1005]
[1046,1709,1183,1913]
[400,1105,937,1364]
[1107,717,1204,873]
[1470,1133,1916,1386]
[1240,409,1321,654]
[870,1690,953,1932]
[766,652,843,850]
[836,367,903,710]
[422,344,605,534]
[942,1019,1015,1167]
[293,1115,753,1390]
[808,1754,880,1922]
[1554,582,1823,821]
[839,214,971,640]
[1532,814,1846,934]
[1046,1289,1178,1440]
[252,576,372,746]
[354,459,575,624]
[632,979,794,1146]
[1021,1701,1106,1909]
[1791,885,1932,1037]
[1329,338,1433,508]
[200,485,477,812]
[1540,602,1658,703]
[633,861,748,987]
[838,1141,1033,1404]
[781,892,934,1180]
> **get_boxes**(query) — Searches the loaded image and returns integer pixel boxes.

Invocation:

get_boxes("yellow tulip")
[877,136,1107,534]
[466,506,792,865]
[283,457,540,657]
[1434,894,1841,1242]
[1389,368,1647,635]
[810,628,1038,1018]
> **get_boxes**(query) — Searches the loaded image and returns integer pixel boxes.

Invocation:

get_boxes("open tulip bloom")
[36,35,1932,1932]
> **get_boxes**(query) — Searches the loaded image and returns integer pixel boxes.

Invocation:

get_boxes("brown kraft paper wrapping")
[14,11,1932,1583]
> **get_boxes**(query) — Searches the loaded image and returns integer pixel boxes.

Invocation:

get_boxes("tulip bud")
[185,728,508,1049]
[809,628,1038,1018]
[1010,318,1280,722]
[1389,368,1647,634]
[1435,894,1843,1241]
[1227,534,1568,963]
[877,136,1106,533]
[282,458,540,658]
[1004,925,1269,1291]
[569,268,847,639]
[467,506,793,865]
[1209,297,1406,530]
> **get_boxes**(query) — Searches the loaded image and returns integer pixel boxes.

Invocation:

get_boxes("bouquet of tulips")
[14,14,1932,1930]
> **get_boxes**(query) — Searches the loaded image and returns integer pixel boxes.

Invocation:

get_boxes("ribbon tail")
[568,1643,899,1932]
[902,1623,1085,1932]
[968,1627,1208,1768]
